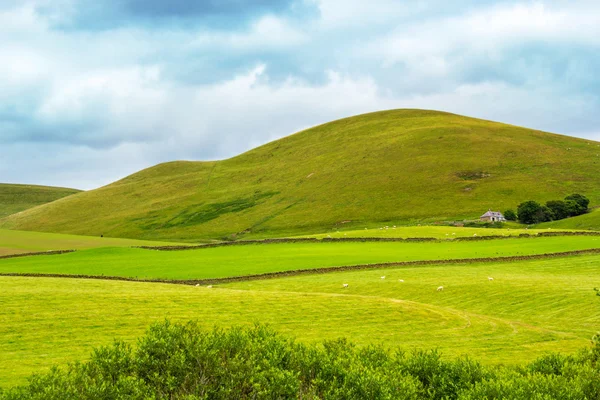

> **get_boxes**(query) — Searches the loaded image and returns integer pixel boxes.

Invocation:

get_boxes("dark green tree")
[517,201,553,224]
[565,194,589,215]
[503,209,517,221]
[546,200,569,220]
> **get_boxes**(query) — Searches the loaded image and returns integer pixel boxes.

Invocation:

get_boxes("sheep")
[206,285,213,289]
[381,276,386,280]
[342,283,349,288]
[195,284,200,287]
[473,233,478,236]
[437,286,444,291]
[398,279,404,283]
[452,233,456,235]
[488,277,494,281]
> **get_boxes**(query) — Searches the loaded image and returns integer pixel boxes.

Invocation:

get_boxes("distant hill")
[0,183,81,219]
[2,109,600,240]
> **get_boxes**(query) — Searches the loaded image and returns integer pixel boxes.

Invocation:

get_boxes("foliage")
[2,321,600,400]
[503,209,517,221]
[516,194,590,225]
[565,194,590,214]
[517,201,552,224]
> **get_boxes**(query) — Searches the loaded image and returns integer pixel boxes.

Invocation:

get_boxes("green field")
[0,183,80,219]
[2,253,599,387]
[299,225,578,239]
[0,229,187,256]
[2,236,600,280]
[3,109,600,241]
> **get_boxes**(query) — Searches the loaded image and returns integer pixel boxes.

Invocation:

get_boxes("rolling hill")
[2,109,600,240]
[0,183,80,219]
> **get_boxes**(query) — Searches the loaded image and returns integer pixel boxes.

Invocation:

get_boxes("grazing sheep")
[473,233,478,236]
[206,285,213,289]
[488,277,494,281]
[381,276,386,280]
[452,233,456,235]
[342,283,349,288]
[398,279,404,283]
[195,284,200,287]
[437,286,444,291]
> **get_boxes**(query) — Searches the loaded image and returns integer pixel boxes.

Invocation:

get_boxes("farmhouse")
[480,210,506,222]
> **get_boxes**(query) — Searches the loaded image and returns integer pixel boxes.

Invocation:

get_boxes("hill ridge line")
[2,247,600,285]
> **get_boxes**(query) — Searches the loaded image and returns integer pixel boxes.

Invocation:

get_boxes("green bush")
[503,209,517,221]
[3,321,600,399]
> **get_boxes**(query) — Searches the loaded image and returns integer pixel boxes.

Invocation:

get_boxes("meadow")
[299,225,578,239]
[1,235,600,280]
[0,229,186,256]
[1,253,599,388]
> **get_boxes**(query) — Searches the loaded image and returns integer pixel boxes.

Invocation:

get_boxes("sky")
[1,0,599,190]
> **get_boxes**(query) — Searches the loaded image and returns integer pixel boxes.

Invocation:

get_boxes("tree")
[517,201,553,224]
[565,194,589,215]
[503,209,517,221]
[546,200,569,220]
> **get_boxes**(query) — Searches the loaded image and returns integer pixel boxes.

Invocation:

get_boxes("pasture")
[2,235,600,280]
[0,229,186,256]
[1,253,599,387]
[299,225,578,239]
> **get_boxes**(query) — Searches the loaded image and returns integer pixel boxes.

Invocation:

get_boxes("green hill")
[0,183,80,219]
[2,109,600,240]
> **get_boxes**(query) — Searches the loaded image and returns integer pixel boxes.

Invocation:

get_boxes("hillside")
[2,109,600,240]
[0,183,80,219]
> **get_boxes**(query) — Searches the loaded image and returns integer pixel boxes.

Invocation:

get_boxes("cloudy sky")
[2,0,599,189]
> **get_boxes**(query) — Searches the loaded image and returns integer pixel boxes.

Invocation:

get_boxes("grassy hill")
[2,109,600,240]
[0,183,80,219]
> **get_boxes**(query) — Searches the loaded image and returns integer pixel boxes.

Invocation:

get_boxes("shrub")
[3,321,600,400]
[503,209,517,221]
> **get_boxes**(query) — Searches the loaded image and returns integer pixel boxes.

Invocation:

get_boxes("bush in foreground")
[2,321,600,399]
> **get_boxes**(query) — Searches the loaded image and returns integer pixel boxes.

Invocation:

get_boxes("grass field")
[0,229,187,256]
[2,253,599,387]
[0,183,80,219]
[3,109,600,241]
[1,236,600,280]
[298,225,578,239]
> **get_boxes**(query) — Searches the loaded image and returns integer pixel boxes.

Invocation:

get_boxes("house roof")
[481,210,504,218]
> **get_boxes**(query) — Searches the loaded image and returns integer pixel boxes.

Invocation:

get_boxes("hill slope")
[2,109,600,240]
[0,183,80,219]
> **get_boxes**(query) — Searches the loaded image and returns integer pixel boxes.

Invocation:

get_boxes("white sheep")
[206,285,213,289]
[398,279,404,283]
[488,277,494,281]
[381,276,386,280]
[437,286,444,291]
[342,283,349,288]
[195,284,200,287]
[473,233,478,236]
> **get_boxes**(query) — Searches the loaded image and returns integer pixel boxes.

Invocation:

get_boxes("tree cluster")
[504,194,589,225]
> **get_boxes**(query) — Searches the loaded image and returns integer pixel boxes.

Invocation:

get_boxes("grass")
[1,236,600,280]
[2,109,600,241]
[1,253,599,387]
[537,207,600,230]
[0,183,80,219]
[0,229,187,256]
[297,225,579,239]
